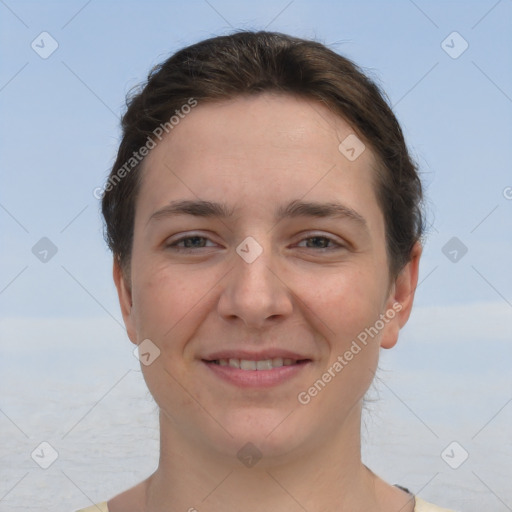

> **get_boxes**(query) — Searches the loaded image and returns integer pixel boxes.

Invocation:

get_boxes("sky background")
[0,1,511,511]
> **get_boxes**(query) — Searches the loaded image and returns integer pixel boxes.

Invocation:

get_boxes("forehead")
[135,93,384,235]
[146,93,366,165]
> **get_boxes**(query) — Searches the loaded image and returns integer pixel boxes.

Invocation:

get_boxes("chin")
[205,407,312,464]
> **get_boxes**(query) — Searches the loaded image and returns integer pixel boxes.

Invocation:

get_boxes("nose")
[217,239,294,329]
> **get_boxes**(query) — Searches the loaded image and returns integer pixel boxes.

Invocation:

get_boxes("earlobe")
[380,241,422,349]
[113,258,138,344]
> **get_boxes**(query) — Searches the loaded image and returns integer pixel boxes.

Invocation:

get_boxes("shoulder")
[75,495,457,512]
[414,496,458,512]
[74,502,109,512]
[74,496,458,512]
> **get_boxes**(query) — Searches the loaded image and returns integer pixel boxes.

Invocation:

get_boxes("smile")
[202,357,312,388]
[210,357,305,370]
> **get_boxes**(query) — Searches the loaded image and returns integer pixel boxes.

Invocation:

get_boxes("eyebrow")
[148,199,367,228]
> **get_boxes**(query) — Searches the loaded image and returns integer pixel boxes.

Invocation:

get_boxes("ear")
[113,258,138,345]
[380,241,422,349]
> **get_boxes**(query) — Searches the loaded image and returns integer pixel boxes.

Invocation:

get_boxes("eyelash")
[166,234,345,252]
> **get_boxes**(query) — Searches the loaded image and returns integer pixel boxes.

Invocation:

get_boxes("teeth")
[256,360,272,370]
[213,358,297,370]
[272,357,284,367]
[240,360,257,370]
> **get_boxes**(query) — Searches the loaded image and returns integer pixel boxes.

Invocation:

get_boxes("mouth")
[201,354,312,388]
[206,357,310,370]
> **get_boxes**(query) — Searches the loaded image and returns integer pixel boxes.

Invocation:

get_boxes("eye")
[165,233,346,253]
[296,234,345,250]
[166,235,217,251]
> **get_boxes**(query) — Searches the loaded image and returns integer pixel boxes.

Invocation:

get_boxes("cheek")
[304,272,384,410]
[301,266,386,342]
[130,261,185,340]
[130,261,221,352]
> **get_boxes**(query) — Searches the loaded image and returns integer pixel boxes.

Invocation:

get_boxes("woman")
[77,31,456,512]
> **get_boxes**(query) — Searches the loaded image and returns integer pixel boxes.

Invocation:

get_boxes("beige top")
[415,497,457,511]
[75,497,457,511]
[76,503,108,512]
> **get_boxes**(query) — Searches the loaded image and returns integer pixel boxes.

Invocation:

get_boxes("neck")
[144,402,387,512]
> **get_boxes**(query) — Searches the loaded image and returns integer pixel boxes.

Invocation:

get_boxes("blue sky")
[1,0,511,365]
[1,2,511,510]
[0,1,509,378]
[0,0,511,368]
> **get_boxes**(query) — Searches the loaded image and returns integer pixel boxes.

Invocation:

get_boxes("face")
[114,93,420,462]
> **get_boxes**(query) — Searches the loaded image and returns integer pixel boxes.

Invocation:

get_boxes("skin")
[110,93,421,512]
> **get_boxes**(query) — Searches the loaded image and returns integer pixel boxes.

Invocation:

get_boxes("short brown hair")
[102,30,424,278]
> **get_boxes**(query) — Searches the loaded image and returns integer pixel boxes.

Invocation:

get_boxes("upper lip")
[202,349,311,361]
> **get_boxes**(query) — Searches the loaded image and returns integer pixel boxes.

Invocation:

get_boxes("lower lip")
[203,360,311,388]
